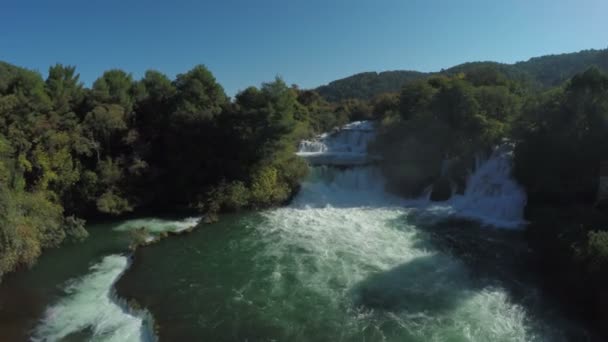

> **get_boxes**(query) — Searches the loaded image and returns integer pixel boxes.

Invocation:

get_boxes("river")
[0,121,591,341]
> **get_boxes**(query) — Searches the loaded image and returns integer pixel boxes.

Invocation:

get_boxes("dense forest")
[0,61,352,280]
[2,48,608,337]
[316,70,427,102]
[316,48,608,101]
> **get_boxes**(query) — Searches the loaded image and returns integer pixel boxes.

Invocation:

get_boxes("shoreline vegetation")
[2,47,608,338]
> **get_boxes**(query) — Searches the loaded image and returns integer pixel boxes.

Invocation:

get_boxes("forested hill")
[514,48,608,87]
[316,71,428,102]
[315,48,608,101]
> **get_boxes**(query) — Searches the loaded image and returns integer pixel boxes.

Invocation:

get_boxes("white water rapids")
[31,218,200,342]
[31,121,564,341]
[253,121,539,341]
[296,121,526,227]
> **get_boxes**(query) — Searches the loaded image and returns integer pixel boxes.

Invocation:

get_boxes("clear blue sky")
[1,0,607,96]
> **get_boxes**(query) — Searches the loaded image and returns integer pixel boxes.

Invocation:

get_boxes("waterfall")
[244,122,545,341]
[297,122,527,228]
[427,144,527,229]
[297,121,379,166]
[294,121,399,207]
[451,144,527,228]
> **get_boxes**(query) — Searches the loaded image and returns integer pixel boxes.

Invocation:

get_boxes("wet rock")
[430,178,452,201]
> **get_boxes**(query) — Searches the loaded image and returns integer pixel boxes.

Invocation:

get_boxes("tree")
[92,69,135,112]
[399,80,436,120]
[172,65,227,120]
[45,64,84,115]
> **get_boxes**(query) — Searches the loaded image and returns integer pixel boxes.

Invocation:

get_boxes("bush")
[371,67,521,196]
[63,215,88,242]
[0,187,66,280]
[250,166,290,207]
[513,67,608,205]
[96,190,133,215]
[585,230,608,272]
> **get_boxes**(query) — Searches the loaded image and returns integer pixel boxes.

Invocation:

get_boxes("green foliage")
[513,67,608,204]
[399,80,437,120]
[371,93,399,119]
[335,99,373,121]
[515,48,608,88]
[316,71,428,102]
[0,60,322,280]
[525,205,608,337]
[45,64,84,114]
[63,215,88,242]
[173,65,227,119]
[96,189,133,215]
[250,166,290,207]
[296,89,347,133]
[371,66,521,196]
[0,179,80,280]
[92,69,135,111]
[585,230,608,272]
[84,104,128,147]
[222,181,250,210]
[315,48,608,102]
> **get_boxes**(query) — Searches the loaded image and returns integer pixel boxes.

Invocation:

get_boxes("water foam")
[113,217,200,234]
[424,144,527,228]
[31,217,200,341]
[255,184,537,341]
[292,166,403,208]
[297,121,378,165]
[32,255,156,342]
[243,121,541,340]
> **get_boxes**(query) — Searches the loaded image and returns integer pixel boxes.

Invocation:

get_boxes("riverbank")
[524,204,608,340]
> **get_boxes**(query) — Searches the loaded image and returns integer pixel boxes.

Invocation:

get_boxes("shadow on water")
[352,211,596,341]
[353,253,473,314]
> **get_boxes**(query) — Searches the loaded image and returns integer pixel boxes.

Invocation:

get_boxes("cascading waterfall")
[292,166,397,208]
[294,121,395,207]
[297,121,378,166]
[427,143,527,229]
[453,144,527,227]
[297,121,527,228]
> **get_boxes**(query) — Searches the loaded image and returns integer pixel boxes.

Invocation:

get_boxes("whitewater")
[30,219,200,342]
[28,121,581,341]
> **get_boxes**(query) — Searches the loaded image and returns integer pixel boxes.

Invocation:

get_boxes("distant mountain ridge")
[315,48,608,101]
